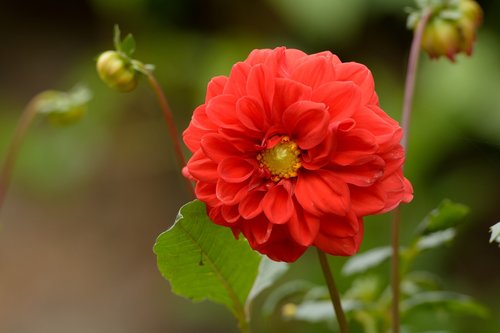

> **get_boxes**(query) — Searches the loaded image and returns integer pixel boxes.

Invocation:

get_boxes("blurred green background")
[0,0,498,332]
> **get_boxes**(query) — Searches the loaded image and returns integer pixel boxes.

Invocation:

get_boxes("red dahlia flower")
[183,47,413,262]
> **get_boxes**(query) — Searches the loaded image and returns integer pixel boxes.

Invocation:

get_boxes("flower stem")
[238,317,251,333]
[401,8,431,150]
[142,71,194,196]
[0,96,41,213]
[391,8,431,333]
[317,249,350,333]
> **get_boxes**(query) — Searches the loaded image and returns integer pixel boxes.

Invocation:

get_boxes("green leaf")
[416,228,456,251]
[342,246,392,276]
[419,199,469,234]
[154,200,261,323]
[344,276,380,302]
[245,257,288,316]
[489,222,500,245]
[262,280,315,314]
[121,34,136,57]
[287,299,361,322]
[401,291,489,318]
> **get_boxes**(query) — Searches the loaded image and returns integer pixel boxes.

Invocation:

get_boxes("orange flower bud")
[96,51,138,92]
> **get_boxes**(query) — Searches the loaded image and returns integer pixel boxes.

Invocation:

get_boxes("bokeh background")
[0,0,499,332]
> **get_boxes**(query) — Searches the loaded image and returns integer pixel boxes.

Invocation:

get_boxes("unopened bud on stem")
[409,0,483,61]
[96,50,138,92]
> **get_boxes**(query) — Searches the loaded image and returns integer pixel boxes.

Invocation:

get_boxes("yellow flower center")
[258,136,301,182]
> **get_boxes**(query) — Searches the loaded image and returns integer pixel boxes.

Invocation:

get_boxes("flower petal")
[282,101,329,149]
[221,204,241,223]
[241,214,273,245]
[272,78,312,124]
[290,54,336,89]
[262,183,294,224]
[205,94,240,129]
[349,184,387,216]
[239,189,266,219]
[333,155,385,187]
[332,128,378,166]
[200,134,240,163]
[218,157,255,183]
[336,62,375,105]
[254,225,307,262]
[186,150,219,183]
[183,105,217,152]
[236,96,268,132]
[223,62,251,96]
[246,64,275,113]
[313,81,362,122]
[295,170,350,216]
[206,76,228,102]
[377,172,414,213]
[314,216,364,256]
[288,204,320,247]
[216,179,248,205]
[301,127,336,170]
[195,182,219,207]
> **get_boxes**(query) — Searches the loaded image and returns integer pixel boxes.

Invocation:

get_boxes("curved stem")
[143,72,194,196]
[391,8,431,333]
[317,249,350,333]
[401,8,432,150]
[0,96,41,212]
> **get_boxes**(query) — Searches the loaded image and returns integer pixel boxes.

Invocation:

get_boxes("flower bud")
[457,0,483,55]
[96,51,138,92]
[422,18,461,61]
[415,0,483,61]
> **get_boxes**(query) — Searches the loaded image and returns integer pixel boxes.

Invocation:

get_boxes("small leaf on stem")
[121,34,136,57]
[418,199,469,234]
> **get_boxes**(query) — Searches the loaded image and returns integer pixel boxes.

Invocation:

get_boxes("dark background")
[0,0,499,332]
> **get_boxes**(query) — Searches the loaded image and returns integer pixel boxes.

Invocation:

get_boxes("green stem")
[238,318,251,333]
[0,96,41,213]
[142,70,194,196]
[391,8,432,333]
[317,249,350,333]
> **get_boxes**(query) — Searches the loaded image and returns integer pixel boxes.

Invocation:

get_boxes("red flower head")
[183,47,413,262]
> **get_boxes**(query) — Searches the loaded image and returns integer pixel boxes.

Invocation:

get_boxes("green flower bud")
[458,0,483,24]
[96,50,138,92]
[422,18,461,61]
[457,0,483,55]
[414,0,483,61]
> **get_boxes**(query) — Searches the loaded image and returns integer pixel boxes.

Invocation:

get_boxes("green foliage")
[418,199,469,234]
[154,200,261,325]
[416,228,456,250]
[401,291,489,318]
[342,247,392,276]
[245,257,289,317]
[267,200,484,331]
